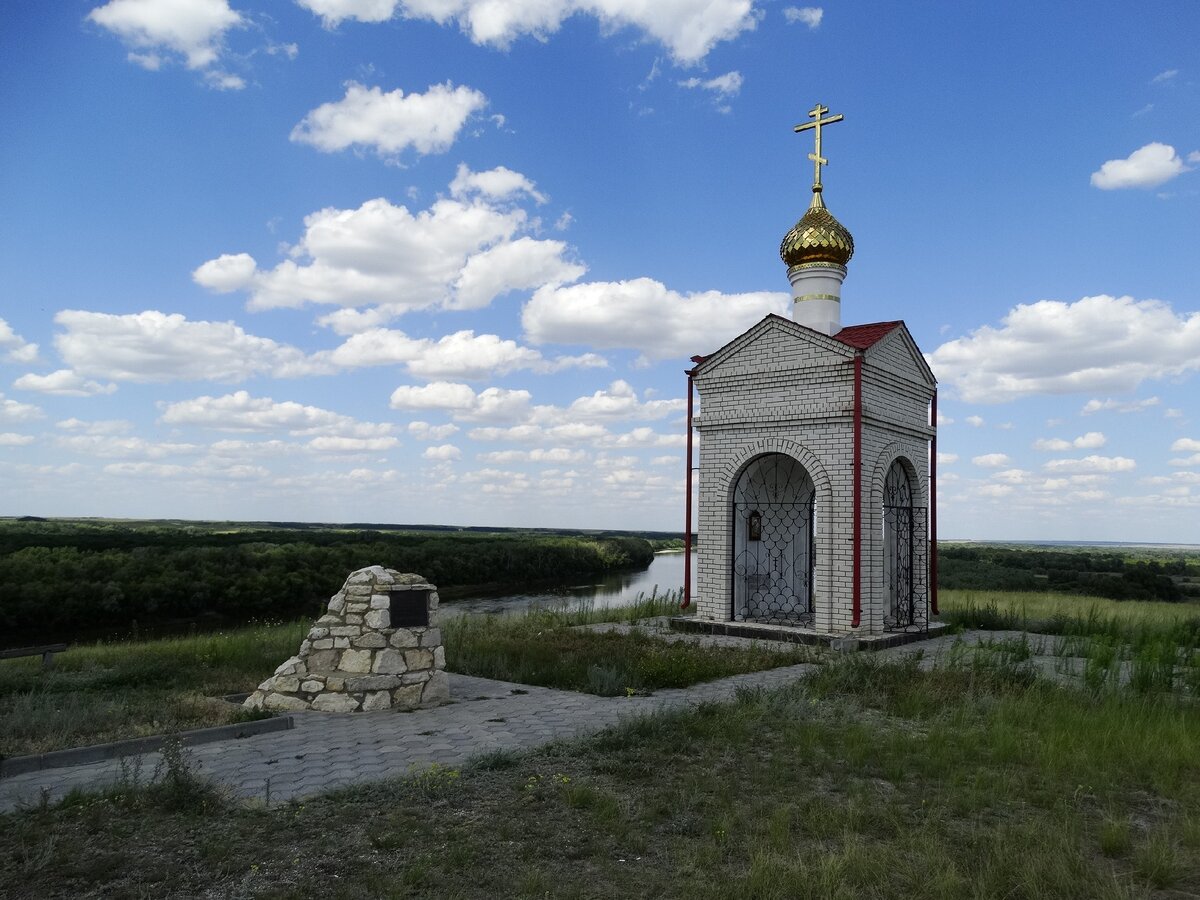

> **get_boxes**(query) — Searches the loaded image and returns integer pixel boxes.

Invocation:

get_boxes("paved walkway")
[0,628,1067,813]
[0,665,821,813]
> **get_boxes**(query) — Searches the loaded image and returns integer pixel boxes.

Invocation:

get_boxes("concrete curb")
[0,715,294,778]
[668,616,951,651]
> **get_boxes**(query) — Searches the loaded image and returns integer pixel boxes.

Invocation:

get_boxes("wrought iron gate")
[732,454,815,625]
[882,461,928,632]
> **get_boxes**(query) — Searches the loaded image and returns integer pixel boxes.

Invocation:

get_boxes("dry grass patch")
[444,612,815,695]
[0,622,304,757]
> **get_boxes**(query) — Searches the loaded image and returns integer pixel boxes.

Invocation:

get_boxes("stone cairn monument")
[245,566,449,713]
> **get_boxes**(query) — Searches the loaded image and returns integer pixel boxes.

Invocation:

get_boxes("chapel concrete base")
[669,617,950,652]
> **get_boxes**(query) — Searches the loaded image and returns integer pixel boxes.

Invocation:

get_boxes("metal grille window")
[883,460,928,632]
[731,453,816,625]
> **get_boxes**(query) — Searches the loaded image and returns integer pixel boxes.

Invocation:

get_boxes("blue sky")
[1,0,1198,541]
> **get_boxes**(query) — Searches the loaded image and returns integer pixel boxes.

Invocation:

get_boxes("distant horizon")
[6,515,1200,552]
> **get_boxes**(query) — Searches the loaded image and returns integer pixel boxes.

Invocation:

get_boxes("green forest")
[937,543,1200,602]
[0,519,658,641]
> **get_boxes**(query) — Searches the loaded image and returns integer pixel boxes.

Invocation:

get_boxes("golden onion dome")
[779,188,854,268]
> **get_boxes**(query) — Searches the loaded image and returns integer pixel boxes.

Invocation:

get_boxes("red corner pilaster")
[852,354,863,628]
[681,369,696,609]
[930,389,939,615]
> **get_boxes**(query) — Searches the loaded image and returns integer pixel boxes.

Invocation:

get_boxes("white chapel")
[682,105,939,639]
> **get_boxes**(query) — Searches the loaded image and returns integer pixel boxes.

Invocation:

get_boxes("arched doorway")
[882,459,928,631]
[731,453,815,625]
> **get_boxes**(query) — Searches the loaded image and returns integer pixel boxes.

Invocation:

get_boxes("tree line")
[937,544,1200,603]
[0,520,655,641]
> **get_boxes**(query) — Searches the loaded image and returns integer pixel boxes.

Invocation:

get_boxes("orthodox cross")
[793,103,844,190]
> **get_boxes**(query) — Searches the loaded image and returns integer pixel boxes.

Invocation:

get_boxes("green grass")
[4,653,1198,899]
[444,619,813,695]
[940,589,1200,697]
[444,589,813,695]
[0,622,305,757]
[940,588,1200,633]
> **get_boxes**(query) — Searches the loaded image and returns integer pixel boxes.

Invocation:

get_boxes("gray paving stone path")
[0,665,821,813]
[0,627,1071,814]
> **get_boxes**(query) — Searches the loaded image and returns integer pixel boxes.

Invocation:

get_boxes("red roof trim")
[832,321,903,350]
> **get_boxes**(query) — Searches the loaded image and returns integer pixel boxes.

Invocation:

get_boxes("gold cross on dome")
[794,103,844,190]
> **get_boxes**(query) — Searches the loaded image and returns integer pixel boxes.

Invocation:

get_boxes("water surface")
[443,550,695,617]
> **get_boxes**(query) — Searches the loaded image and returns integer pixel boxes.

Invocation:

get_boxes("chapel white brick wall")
[692,316,934,635]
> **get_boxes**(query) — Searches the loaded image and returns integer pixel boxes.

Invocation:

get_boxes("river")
[441,550,695,617]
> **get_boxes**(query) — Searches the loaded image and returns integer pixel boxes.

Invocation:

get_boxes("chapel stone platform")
[669,616,950,651]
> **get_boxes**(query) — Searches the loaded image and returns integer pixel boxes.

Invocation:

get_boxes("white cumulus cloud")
[423,443,462,461]
[1081,396,1161,415]
[13,369,118,397]
[0,393,44,423]
[195,177,582,313]
[87,0,244,81]
[992,468,1031,485]
[52,310,329,382]
[330,328,602,380]
[395,378,686,440]
[407,421,460,441]
[450,163,546,204]
[389,382,545,425]
[1090,142,1193,190]
[783,6,822,27]
[468,423,606,444]
[307,436,400,452]
[678,70,743,111]
[523,277,789,360]
[160,391,392,435]
[388,381,478,413]
[0,319,38,363]
[1033,437,1069,451]
[972,453,1011,468]
[0,433,35,446]
[454,238,585,309]
[300,0,398,25]
[192,253,256,291]
[1043,455,1136,473]
[290,82,488,159]
[295,0,758,64]
[478,447,586,463]
[927,295,1200,403]
[1073,431,1108,449]
[599,427,686,448]
[1034,432,1107,451]
[56,435,200,459]
[563,379,684,421]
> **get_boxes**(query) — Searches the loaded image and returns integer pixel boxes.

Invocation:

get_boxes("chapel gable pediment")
[860,324,937,387]
[693,314,853,378]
